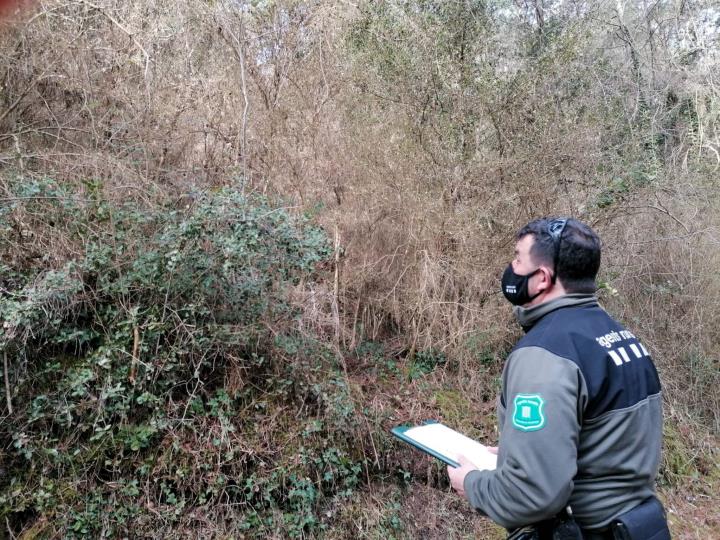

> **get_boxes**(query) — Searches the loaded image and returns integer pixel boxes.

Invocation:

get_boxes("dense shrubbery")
[1,0,719,537]
[0,178,371,537]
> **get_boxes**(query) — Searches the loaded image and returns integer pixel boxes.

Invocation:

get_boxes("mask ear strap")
[526,289,543,302]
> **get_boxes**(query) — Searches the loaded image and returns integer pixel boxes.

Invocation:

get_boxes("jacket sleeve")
[463,346,587,529]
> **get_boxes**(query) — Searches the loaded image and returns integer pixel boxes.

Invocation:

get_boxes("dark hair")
[516,217,601,294]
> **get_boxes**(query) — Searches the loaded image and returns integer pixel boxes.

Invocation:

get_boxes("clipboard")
[391,421,461,467]
[391,420,497,470]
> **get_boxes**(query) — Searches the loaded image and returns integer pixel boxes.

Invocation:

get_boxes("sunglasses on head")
[548,218,568,243]
[547,218,569,283]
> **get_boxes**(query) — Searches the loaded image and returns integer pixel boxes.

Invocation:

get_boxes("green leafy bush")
[0,178,365,538]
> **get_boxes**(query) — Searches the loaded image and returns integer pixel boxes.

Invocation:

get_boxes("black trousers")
[506,524,614,539]
[581,529,614,540]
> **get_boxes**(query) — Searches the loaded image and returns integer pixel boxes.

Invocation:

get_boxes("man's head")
[503,217,601,306]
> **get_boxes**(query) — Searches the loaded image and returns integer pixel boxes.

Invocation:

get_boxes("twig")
[703,143,720,172]
[3,351,12,415]
[238,26,250,188]
[624,203,690,234]
[0,66,55,126]
[5,516,17,540]
[363,413,380,470]
[81,0,150,79]
[129,326,140,385]
[333,225,342,350]
[349,296,360,350]
[217,2,250,188]
[653,194,691,233]
[0,196,90,203]
[13,135,23,174]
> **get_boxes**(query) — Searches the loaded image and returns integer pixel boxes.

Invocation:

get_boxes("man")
[448,218,668,539]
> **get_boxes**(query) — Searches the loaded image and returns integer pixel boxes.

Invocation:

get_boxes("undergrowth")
[0,176,369,538]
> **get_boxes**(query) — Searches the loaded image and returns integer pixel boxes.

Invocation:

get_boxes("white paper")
[404,423,497,470]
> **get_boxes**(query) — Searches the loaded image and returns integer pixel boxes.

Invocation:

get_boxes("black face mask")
[501,264,542,306]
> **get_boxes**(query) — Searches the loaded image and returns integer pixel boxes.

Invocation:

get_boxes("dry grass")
[2,0,719,537]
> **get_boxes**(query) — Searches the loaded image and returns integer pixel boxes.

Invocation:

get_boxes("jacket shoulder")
[513,304,661,419]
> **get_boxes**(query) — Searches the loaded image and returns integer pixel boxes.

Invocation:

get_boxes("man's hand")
[447,455,478,498]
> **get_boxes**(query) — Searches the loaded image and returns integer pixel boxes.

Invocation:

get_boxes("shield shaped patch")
[512,394,545,432]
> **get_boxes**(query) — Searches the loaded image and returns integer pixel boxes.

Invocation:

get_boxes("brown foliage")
[1,0,719,536]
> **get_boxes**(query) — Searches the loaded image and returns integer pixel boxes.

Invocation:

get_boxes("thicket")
[1,0,719,538]
[1,175,373,537]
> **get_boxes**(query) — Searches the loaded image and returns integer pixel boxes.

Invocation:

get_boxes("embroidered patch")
[512,394,545,432]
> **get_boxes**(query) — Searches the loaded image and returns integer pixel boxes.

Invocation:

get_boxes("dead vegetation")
[1,0,719,538]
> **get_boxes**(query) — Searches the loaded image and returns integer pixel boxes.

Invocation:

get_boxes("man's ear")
[535,266,554,293]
